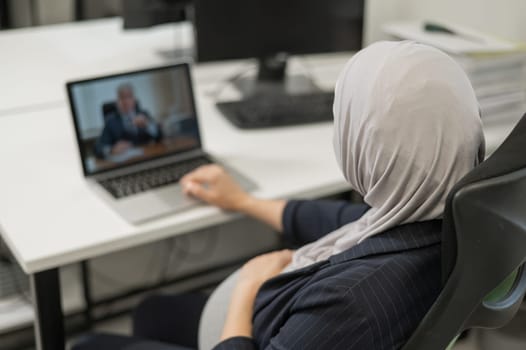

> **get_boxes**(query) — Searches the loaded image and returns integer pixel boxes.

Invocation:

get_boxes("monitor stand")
[157,47,195,60]
[216,54,334,129]
[231,54,322,98]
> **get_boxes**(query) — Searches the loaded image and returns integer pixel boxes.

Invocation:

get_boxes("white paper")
[384,21,521,55]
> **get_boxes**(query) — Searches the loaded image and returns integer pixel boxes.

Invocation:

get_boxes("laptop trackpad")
[155,184,198,207]
[115,184,199,223]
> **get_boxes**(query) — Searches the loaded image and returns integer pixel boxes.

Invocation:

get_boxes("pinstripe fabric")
[214,213,441,350]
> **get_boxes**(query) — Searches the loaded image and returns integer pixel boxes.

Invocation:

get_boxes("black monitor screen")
[193,0,364,62]
[67,64,201,176]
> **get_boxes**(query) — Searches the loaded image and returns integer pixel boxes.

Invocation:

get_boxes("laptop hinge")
[91,148,208,181]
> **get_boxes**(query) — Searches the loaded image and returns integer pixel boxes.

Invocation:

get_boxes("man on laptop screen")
[70,65,200,174]
[94,83,162,160]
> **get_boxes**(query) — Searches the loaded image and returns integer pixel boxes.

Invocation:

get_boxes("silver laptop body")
[67,63,255,224]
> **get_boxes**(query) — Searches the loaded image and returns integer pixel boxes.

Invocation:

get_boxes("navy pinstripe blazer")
[214,200,442,350]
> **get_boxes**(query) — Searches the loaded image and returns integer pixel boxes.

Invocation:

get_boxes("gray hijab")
[285,41,485,272]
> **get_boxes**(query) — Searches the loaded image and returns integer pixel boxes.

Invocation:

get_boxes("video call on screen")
[70,66,199,174]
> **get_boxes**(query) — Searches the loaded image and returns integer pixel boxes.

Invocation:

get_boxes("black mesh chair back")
[402,113,526,350]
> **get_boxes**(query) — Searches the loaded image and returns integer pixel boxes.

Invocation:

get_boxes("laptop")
[67,63,255,224]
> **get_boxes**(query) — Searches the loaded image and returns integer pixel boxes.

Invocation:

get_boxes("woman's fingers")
[181,165,222,198]
[278,249,293,265]
[183,181,213,202]
[181,164,220,185]
[181,164,249,211]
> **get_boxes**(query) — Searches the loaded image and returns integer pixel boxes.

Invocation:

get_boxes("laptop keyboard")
[99,156,211,199]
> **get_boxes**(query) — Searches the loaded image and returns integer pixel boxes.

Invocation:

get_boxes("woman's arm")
[220,281,258,340]
[180,164,286,232]
[283,200,369,245]
[236,197,287,232]
[180,165,369,238]
[218,250,293,346]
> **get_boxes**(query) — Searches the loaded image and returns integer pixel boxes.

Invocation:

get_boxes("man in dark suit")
[95,83,162,159]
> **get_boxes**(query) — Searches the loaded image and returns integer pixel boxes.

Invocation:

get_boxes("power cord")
[0,239,31,305]
[0,295,30,313]
[173,227,220,261]
[204,62,257,101]
[90,227,220,289]
[203,55,322,103]
[0,238,11,263]
[296,56,318,86]
[159,226,220,283]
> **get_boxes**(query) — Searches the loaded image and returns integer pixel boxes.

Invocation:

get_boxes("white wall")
[38,0,74,25]
[364,0,412,44]
[7,0,120,27]
[365,0,526,45]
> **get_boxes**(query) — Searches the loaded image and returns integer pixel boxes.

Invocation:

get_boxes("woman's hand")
[180,164,251,211]
[221,250,294,341]
[133,114,148,128]
[237,249,293,292]
[181,164,287,232]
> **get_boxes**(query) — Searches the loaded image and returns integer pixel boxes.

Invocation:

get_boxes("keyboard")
[216,92,334,129]
[99,156,211,199]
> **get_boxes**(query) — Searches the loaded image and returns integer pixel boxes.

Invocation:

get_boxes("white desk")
[0,18,520,350]
[0,102,347,274]
[0,17,350,117]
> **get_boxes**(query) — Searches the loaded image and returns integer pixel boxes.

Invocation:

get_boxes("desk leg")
[81,261,94,327]
[30,268,65,350]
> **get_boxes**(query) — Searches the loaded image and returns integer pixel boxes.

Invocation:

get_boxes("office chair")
[102,102,119,121]
[402,113,526,350]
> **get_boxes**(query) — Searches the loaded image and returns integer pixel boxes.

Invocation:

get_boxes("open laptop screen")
[67,63,201,176]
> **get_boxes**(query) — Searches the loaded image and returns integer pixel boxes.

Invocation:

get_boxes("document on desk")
[383,21,522,55]
[107,147,144,163]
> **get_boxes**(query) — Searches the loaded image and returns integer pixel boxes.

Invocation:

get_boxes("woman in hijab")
[74,41,485,350]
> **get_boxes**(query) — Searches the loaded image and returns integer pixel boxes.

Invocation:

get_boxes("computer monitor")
[122,0,191,29]
[192,0,364,93]
[121,0,194,59]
